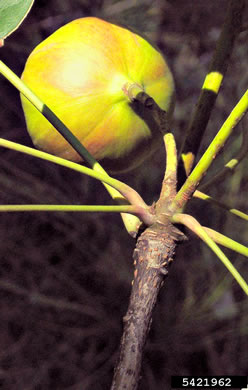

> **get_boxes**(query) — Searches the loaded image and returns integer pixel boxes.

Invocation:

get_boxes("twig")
[0,204,155,226]
[194,190,248,222]
[0,138,149,211]
[200,124,248,191]
[171,213,248,295]
[0,60,144,235]
[202,226,248,257]
[178,0,245,185]
[172,88,248,212]
[156,133,177,215]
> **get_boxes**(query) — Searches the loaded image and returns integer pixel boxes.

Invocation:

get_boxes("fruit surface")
[21,17,174,172]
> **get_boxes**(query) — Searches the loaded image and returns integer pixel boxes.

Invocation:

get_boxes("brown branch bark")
[110,90,185,389]
[111,221,185,390]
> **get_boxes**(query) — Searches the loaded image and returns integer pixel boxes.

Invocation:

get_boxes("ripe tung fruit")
[21,17,174,173]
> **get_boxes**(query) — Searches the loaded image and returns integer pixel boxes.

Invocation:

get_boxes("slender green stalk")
[164,133,177,176]
[0,204,138,214]
[0,60,99,167]
[0,60,144,235]
[203,226,248,257]
[0,203,155,225]
[194,190,248,222]
[172,89,248,212]
[156,133,177,215]
[171,213,248,296]
[178,0,245,180]
[0,138,149,211]
[200,126,248,191]
[1,58,105,169]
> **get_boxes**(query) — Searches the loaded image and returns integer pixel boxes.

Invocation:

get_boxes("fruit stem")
[122,82,144,101]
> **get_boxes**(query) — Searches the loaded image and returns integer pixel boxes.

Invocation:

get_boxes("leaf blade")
[0,0,34,40]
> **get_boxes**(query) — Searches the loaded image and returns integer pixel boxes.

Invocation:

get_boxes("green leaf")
[0,0,34,40]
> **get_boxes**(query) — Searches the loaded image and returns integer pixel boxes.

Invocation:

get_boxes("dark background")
[0,1,248,389]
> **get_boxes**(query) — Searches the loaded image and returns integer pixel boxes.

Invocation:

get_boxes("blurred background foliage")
[0,0,248,389]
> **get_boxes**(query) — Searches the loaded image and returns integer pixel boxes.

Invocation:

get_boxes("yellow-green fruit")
[21,17,174,173]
